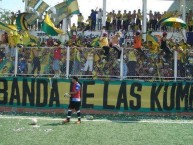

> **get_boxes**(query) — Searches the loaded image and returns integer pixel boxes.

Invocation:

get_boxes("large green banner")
[0,77,192,112]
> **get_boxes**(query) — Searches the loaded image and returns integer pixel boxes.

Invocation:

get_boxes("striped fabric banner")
[36,1,49,15]
[67,0,80,15]
[27,0,40,9]
[16,13,29,31]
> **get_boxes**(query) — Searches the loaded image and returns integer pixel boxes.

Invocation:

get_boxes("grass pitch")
[0,114,193,145]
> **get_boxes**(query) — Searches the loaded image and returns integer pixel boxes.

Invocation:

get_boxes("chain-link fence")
[0,44,16,77]
[69,47,120,79]
[0,46,67,78]
[0,45,192,81]
[124,48,174,80]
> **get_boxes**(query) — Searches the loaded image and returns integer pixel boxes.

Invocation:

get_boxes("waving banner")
[36,1,49,16]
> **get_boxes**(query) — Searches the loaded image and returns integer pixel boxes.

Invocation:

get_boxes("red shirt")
[134,36,142,49]
[71,82,81,101]
[54,47,61,60]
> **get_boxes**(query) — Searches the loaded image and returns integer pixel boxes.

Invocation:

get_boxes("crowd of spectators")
[5,8,193,33]
[0,8,193,80]
[0,30,193,80]
[74,9,193,33]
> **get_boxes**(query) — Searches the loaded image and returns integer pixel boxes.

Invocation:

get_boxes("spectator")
[71,23,77,41]
[131,10,136,30]
[106,12,112,31]
[97,9,103,30]
[152,16,158,31]
[46,37,54,47]
[83,48,94,75]
[127,11,132,30]
[136,9,142,30]
[53,42,62,78]
[123,60,128,79]
[83,16,92,32]
[112,10,117,30]
[122,10,128,31]
[31,48,41,76]
[90,9,98,31]
[119,30,125,46]
[99,32,110,61]
[77,13,84,30]
[174,43,185,77]
[18,57,27,74]
[134,31,143,56]
[10,12,16,25]
[1,32,8,44]
[111,32,122,61]
[72,47,82,75]
[160,32,172,61]
[127,48,137,76]
[116,10,122,30]
[148,10,154,29]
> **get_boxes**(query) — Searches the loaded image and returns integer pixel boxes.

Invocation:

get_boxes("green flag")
[16,13,29,31]
[41,13,64,36]
[67,0,80,15]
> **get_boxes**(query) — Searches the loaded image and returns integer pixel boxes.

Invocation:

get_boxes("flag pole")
[142,0,147,41]
[24,0,29,12]
[62,0,69,42]
[102,0,106,28]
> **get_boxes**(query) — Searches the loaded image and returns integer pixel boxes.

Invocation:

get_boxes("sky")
[0,0,174,24]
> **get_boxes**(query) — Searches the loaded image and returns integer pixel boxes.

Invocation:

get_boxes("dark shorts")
[68,101,81,111]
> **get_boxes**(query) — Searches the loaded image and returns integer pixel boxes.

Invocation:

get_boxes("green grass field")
[0,114,193,145]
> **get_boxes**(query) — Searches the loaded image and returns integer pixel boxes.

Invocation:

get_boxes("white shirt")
[98,11,103,19]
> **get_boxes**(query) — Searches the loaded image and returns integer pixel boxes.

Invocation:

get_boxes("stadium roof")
[168,0,193,12]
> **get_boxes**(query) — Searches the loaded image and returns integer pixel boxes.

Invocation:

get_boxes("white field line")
[0,115,193,124]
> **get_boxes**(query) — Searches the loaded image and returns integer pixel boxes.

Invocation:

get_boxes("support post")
[66,46,70,79]
[62,0,69,42]
[142,0,147,41]
[120,48,124,80]
[24,0,28,12]
[174,50,178,81]
[14,47,18,77]
[102,0,106,27]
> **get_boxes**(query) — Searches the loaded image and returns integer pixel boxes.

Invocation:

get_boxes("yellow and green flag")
[67,0,80,15]
[36,1,49,16]
[16,13,28,31]
[0,22,17,32]
[27,0,40,9]
[50,0,79,25]
[41,13,64,36]
[158,11,174,25]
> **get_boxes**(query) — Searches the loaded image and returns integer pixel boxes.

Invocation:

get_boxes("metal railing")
[0,45,192,81]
